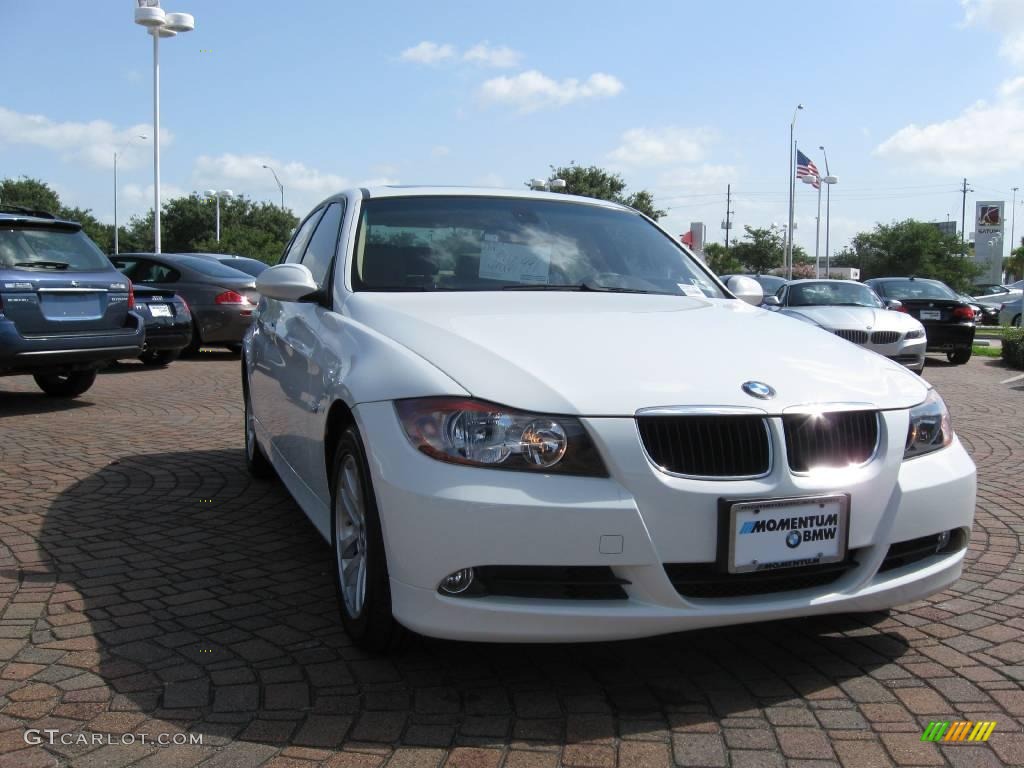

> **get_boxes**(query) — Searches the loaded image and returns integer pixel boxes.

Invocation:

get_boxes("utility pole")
[960,177,972,257]
[723,184,733,251]
[1012,187,1019,258]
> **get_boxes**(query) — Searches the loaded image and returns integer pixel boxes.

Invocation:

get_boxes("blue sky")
[3,0,1024,258]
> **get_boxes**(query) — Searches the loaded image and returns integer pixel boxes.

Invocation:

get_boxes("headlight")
[395,397,607,476]
[905,329,925,339]
[904,390,953,460]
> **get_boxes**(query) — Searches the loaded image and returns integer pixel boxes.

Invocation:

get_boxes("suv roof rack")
[0,204,59,219]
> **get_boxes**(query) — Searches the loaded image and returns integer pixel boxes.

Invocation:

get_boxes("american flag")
[796,150,820,189]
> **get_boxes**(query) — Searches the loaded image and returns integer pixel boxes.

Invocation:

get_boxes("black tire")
[181,323,202,357]
[243,371,274,479]
[33,370,97,397]
[139,349,181,367]
[947,348,972,365]
[330,425,403,653]
[1014,314,1022,328]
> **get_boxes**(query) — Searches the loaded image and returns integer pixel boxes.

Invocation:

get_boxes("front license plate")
[919,310,941,320]
[149,304,172,317]
[720,495,849,574]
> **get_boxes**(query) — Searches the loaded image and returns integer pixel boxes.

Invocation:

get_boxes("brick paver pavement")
[0,353,1021,768]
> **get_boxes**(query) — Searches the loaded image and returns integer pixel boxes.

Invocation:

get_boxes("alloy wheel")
[335,455,368,617]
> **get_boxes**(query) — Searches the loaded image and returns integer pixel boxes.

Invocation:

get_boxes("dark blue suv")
[0,207,145,397]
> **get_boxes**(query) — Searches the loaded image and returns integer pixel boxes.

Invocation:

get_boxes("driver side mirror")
[255,263,318,302]
[726,276,764,307]
[762,295,781,307]
[884,299,904,311]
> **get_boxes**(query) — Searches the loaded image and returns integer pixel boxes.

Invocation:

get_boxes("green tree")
[702,242,742,275]
[128,194,298,262]
[730,225,785,274]
[1006,245,1024,283]
[0,176,62,213]
[1,176,117,252]
[849,219,981,291]
[547,163,666,219]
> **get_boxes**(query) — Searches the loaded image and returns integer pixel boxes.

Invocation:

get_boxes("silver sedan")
[1000,296,1022,326]
[766,279,927,372]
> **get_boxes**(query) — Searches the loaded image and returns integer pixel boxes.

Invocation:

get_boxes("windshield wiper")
[503,282,655,294]
[14,260,70,270]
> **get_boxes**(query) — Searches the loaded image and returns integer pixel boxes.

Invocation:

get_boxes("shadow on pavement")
[38,448,911,752]
[0,389,94,418]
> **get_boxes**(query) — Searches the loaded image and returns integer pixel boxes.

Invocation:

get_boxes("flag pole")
[787,105,803,280]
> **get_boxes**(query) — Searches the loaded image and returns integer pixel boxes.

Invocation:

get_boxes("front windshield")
[787,281,882,308]
[353,196,724,297]
[878,280,957,301]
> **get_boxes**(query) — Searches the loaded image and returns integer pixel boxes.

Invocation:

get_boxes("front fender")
[315,312,469,409]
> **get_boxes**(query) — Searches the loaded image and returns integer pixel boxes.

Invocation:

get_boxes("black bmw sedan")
[863,277,976,364]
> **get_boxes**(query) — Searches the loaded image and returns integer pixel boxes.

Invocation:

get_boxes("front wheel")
[33,370,97,397]
[243,373,274,479]
[331,425,403,653]
[1014,314,1021,328]
[947,348,972,365]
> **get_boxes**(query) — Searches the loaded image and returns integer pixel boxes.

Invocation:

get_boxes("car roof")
[787,278,863,285]
[866,276,942,283]
[317,185,632,212]
[0,210,81,229]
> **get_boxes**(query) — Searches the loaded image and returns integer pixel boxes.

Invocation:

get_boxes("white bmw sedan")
[243,187,976,652]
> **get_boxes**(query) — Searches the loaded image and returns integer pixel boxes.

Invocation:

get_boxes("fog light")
[439,568,475,595]
[935,530,951,553]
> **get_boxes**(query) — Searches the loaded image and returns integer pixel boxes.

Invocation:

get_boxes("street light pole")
[819,145,832,275]
[205,190,233,242]
[114,150,119,255]
[134,4,195,254]
[113,134,147,256]
[263,164,284,209]
[786,104,804,280]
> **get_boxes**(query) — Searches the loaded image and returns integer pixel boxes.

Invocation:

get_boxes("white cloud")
[874,84,1024,174]
[121,182,187,207]
[608,127,714,167]
[463,42,522,68]
[431,145,451,158]
[0,106,161,170]
[192,153,351,215]
[479,70,623,112]
[400,41,455,65]
[961,0,1024,65]
[358,176,401,187]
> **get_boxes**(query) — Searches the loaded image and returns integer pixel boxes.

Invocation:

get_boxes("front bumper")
[355,401,976,643]
[0,314,145,374]
[865,336,926,372]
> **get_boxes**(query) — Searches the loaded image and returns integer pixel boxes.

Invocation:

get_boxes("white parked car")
[765,279,927,372]
[243,187,976,651]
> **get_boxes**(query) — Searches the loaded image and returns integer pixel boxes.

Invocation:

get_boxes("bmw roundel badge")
[786,531,802,549]
[741,381,776,400]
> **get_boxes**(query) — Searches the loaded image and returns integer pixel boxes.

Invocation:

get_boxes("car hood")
[345,292,929,416]
[780,305,922,332]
